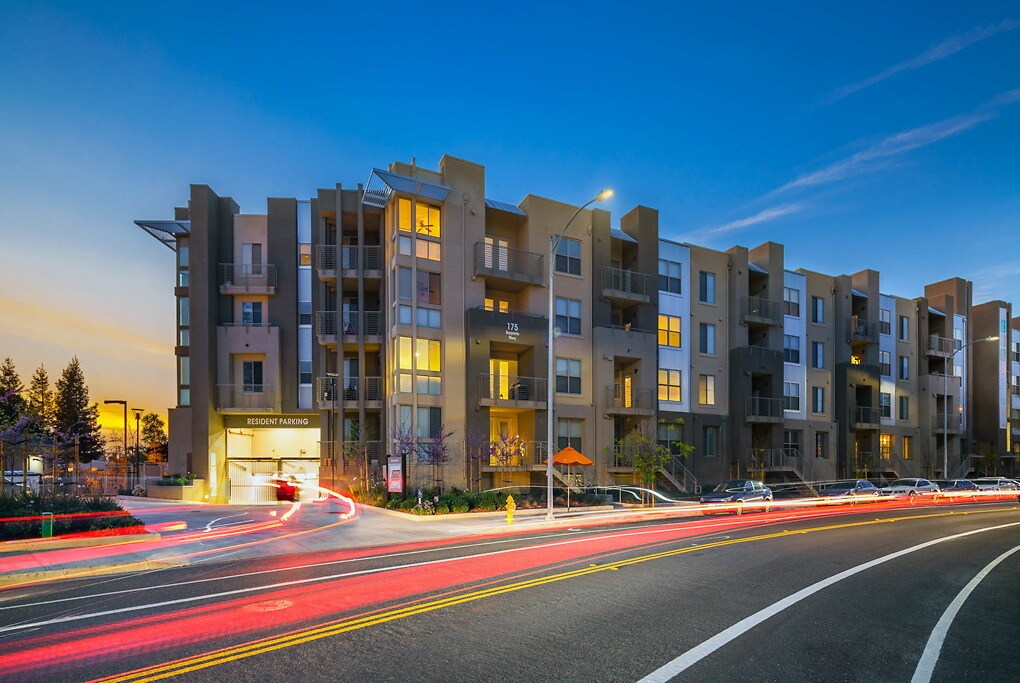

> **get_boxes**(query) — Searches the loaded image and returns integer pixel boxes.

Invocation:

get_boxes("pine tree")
[53,357,105,460]
[141,412,168,462]
[0,358,26,430]
[25,364,54,439]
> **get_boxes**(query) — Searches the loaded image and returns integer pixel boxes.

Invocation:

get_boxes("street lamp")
[104,400,128,491]
[132,408,144,490]
[944,335,997,478]
[326,372,338,487]
[546,188,614,520]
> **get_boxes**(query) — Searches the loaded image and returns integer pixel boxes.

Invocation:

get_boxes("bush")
[155,473,195,486]
[0,492,145,541]
[450,497,470,514]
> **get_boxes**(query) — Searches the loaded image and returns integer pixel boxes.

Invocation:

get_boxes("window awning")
[851,288,867,298]
[748,263,768,274]
[929,307,946,317]
[363,168,451,207]
[485,198,526,216]
[133,220,190,252]
[610,228,637,243]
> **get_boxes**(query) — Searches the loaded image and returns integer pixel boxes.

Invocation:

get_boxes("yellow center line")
[94,505,1017,683]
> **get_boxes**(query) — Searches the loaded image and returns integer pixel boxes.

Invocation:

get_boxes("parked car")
[971,477,1019,491]
[934,479,979,496]
[878,478,940,501]
[700,480,773,514]
[818,480,879,502]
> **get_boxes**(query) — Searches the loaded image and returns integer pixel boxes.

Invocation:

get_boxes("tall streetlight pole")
[326,372,338,488]
[546,189,614,520]
[132,408,144,489]
[944,335,997,478]
[104,400,128,491]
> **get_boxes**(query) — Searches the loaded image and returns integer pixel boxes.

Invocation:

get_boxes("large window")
[815,432,828,458]
[784,335,801,364]
[699,374,716,406]
[658,314,681,347]
[783,287,800,317]
[902,436,913,460]
[898,315,910,341]
[783,382,800,411]
[397,235,441,261]
[880,434,893,458]
[702,425,718,457]
[658,259,682,294]
[811,296,824,324]
[880,309,892,335]
[658,421,684,454]
[879,350,891,376]
[179,356,190,387]
[178,297,190,327]
[783,430,801,456]
[556,358,582,394]
[880,392,891,418]
[241,301,263,326]
[241,243,263,274]
[416,407,443,438]
[555,297,582,335]
[699,323,716,355]
[811,386,824,414]
[242,360,263,392]
[397,267,412,300]
[557,418,582,451]
[394,337,441,372]
[398,198,442,238]
[811,341,824,369]
[416,270,441,305]
[699,271,716,304]
[898,395,910,421]
[898,355,910,380]
[555,237,581,275]
[658,369,682,402]
[299,360,312,385]
[398,305,442,328]
[483,296,510,313]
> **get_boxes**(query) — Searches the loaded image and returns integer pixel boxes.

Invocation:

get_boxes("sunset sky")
[1,2,1018,431]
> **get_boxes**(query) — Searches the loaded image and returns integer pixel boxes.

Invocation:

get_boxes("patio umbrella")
[545,446,594,509]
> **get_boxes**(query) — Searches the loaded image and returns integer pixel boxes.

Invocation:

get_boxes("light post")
[546,188,614,520]
[326,372,338,488]
[104,400,128,491]
[132,408,144,490]
[944,335,997,477]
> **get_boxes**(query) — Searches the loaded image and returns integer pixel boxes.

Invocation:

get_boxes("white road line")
[636,521,1020,683]
[203,513,249,532]
[911,543,1020,683]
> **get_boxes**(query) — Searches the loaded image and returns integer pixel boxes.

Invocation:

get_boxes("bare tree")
[463,427,491,492]
[418,425,455,493]
[489,429,526,488]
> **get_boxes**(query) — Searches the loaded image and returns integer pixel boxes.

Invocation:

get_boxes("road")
[0,499,1018,682]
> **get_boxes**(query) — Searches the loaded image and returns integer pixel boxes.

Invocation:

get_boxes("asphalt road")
[1,499,1018,682]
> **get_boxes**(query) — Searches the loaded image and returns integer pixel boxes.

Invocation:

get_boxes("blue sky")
[1,0,1018,418]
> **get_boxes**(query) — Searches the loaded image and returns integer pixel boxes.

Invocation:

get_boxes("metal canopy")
[610,228,638,244]
[485,198,526,216]
[133,220,190,252]
[929,307,947,317]
[363,168,451,207]
[851,288,867,298]
[748,262,768,274]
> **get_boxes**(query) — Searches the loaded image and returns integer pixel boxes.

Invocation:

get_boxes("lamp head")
[597,188,614,202]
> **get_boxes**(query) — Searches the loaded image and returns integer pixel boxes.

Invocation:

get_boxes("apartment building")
[136,154,1017,503]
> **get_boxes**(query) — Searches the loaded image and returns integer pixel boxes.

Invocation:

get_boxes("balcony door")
[484,237,509,271]
[489,358,517,400]
[490,415,520,465]
[616,372,633,408]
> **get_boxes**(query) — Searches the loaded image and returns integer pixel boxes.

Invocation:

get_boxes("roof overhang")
[133,220,190,252]
[485,197,527,216]
[610,228,638,244]
[363,168,451,208]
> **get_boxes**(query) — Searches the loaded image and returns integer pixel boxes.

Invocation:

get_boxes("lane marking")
[635,520,1020,683]
[88,509,1018,683]
[203,513,248,533]
[910,543,1020,683]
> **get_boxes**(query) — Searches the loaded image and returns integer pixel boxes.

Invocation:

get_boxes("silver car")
[878,478,940,501]
[971,477,1019,491]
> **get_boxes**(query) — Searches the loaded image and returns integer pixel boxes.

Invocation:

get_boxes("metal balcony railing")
[215,384,275,412]
[473,241,544,283]
[339,245,383,271]
[741,296,783,324]
[745,396,783,419]
[472,306,547,327]
[607,444,641,468]
[317,311,383,337]
[479,374,547,404]
[852,405,881,426]
[218,263,278,290]
[316,245,336,271]
[927,335,959,356]
[485,440,548,468]
[848,317,879,342]
[602,267,651,298]
[937,414,962,432]
[606,385,655,412]
[316,376,382,403]
[361,311,383,335]
[315,311,337,337]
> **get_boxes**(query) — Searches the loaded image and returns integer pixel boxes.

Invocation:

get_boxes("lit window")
[880,434,893,457]
[416,240,441,261]
[398,199,442,238]
[658,314,681,347]
[699,375,716,406]
[484,297,510,313]
[658,369,681,402]
[396,337,413,370]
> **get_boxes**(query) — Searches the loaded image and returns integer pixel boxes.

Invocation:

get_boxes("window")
[179,388,190,407]
[811,386,824,414]
[395,337,440,372]
[241,301,262,326]
[902,436,913,460]
[783,287,800,317]
[702,426,718,457]
[299,243,311,266]
[397,267,412,300]
[658,422,683,454]
[898,315,910,341]
[416,406,442,439]
[298,301,311,326]
[783,382,800,411]
[178,297,189,327]
[299,360,312,385]
[699,323,716,355]
[416,307,441,328]
[879,351,891,377]
[698,271,716,303]
[880,434,893,458]
[784,335,801,364]
[898,395,910,420]
[557,418,582,451]
[178,329,190,347]
[699,374,716,406]
[898,355,909,380]
[398,235,441,260]
[555,237,581,275]
[242,360,263,391]
[880,392,891,418]
[658,314,682,347]
[398,198,442,238]
[483,297,510,313]
[1012,340,1020,363]
[556,358,582,394]
[396,337,413,370]
[555,297,582,335]
[416,270,441,305]
[658,369,682,402]
[415,376,442,395]
[177,269,189,287]
[483,237,509,270]
[811,296,824,324]
[783,430,801,456]
[178,244,189,268]
[658,259,682,294]
[815,432,828,458]
[811,341,824,369]
[398,305,412,325]
[241,243,263,274]
[880,309,892,335]
[179,357,190,387]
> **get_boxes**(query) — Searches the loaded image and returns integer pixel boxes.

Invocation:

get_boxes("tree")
[24,364,54,439]
[0,358,25,430]
[619,418,693,506]
[53,357,105,461]
[489,429,526,488]
[343,421,377,495]
[418,425,455,492]
[141,412,168,463]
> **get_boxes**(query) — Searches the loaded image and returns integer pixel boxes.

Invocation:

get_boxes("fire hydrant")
[505,494,517,525]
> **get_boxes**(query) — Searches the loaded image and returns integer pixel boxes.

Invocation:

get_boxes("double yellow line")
[96,506,1015,682]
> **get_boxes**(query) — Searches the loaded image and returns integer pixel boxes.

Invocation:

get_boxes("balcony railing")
[484,440,549,468]
[316,376,382,404]
[936,414,962,432]
[316,245,336,272]
[607,444,641,468]
[218,263,278,292]
[605,385,655,413]
[479,374,547,405]
[745,396,783,421]
[472,306,547,328]
[596,323,655,335]
[741,296,783,325]
[602,267,651,301]
[315,311,337,337]
[215,384,275,412]
[317,311,383,337]
[341,245,383,271]
[473,241,544,286]
[927,335,959,357]
[848,317,879,342]
[851,405,881,427]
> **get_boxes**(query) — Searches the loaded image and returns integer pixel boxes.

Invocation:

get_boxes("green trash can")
[41,511,53,538]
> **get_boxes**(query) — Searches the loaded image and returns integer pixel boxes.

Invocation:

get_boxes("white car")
[878,478,940,501]
[971,477,1019,491]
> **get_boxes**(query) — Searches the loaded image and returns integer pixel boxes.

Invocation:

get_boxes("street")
[0,499,1018,682]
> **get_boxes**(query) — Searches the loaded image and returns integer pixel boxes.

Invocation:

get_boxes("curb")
[0,532,162,554]
[0,559,187,588]
[364,505,617,522]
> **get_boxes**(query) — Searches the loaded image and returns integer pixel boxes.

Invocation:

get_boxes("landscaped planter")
[146,479,207,502]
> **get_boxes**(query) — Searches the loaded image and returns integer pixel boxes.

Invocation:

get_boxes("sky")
[1,1,1018,429]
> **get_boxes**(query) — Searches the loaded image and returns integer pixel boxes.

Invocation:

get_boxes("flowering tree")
[489,429,526,488]
[418,424,455,493]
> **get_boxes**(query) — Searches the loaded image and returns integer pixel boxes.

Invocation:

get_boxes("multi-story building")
[136,154,1018,503]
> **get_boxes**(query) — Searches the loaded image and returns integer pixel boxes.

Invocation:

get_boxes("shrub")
[0,492,145,541]
[450,497,470,514]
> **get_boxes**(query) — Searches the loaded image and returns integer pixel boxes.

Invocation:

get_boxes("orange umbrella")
[546,446,594,466]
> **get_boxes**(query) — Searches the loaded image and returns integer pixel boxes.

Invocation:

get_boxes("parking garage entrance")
[223,414,321,505]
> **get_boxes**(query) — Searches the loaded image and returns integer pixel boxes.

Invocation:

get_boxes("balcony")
[315,311,337,346]
[926,335,959,358]
[316,245,336,282]
[605,385,655,415]
[215,384,276,413]
[745,396,783,423]
[478,374,547,410]
[482,440,549,469]
[740,296,783,326]
[607,444,640,469]
[601,267,651,306]
[935,414,962,434]
[851,405,881,429]
[219,264,277,295]
[848,317,879,343]
[470,306,547,330]
[341,245,383,273]
[928,372,961,395]
[315,376,382,408]
[473,241,544,292]
[316,311,383,346]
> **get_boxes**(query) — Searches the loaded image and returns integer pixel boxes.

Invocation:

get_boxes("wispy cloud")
[826,18,1020,104]
[970,261,1020,301]
[700,203,805,237]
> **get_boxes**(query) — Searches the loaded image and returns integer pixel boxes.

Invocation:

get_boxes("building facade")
[136,154,1018,503]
